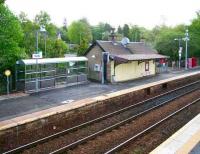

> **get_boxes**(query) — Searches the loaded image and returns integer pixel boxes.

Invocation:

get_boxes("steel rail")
[49,85,200,154]
[3,80,200,154]
[104,97,200,154]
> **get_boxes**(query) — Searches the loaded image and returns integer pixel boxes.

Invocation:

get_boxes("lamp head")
[40,25,46,32]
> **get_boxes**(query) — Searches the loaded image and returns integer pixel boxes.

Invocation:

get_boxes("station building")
[85,38,168,83]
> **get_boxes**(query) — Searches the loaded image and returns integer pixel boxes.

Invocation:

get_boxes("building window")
[145,61,149,71]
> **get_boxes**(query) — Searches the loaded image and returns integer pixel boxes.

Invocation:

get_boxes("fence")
[169,58,200,70]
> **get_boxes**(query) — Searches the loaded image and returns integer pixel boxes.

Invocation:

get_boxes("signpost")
[32,52,42,92]
[4,69,11,95]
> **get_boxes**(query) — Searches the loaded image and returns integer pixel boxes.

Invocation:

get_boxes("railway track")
[105,97,200,154]
[3,80,200,154]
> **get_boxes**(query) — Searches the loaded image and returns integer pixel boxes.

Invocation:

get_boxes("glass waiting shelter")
[16,57,88,93]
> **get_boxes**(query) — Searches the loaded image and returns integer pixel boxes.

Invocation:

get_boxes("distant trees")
[154,26,183,60]
[189,11,200,57]
[0,4,26,72]
[68,19,92,55]
[19,11,69,58]
[35,11,51,26]
[91,23,106,41]
[122,24,129,37]
[117,26,123,34]
[1,3,200,75]
[128,25,141,42]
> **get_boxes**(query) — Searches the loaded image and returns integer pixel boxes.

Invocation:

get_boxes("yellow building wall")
[111,60,156,82]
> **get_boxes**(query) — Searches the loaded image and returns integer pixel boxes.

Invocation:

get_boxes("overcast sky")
[5,0,200,29]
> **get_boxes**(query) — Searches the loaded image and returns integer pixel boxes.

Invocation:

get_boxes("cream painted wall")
[111,60,156,82]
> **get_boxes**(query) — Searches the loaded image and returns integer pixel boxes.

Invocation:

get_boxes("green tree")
[35,11,51,26]
[189,11,200,57]
[0,4,26,73]
[91,22,114,41]
[20,11,59,58]
[19,11,28,23]
[104,23,112,32]
[123,24,129,37]
[102,31,110,41]
[60,27,69,42]
[19,18,39,57]
[48,39,68,57]
[91,24,104,41]
[117,26,123,34]
[154,26,184,60]
[68,19,92,55]
[129,25,141,42]
[0,0,5,4]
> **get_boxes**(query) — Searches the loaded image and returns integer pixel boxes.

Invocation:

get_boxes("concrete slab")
[150,114,200,154]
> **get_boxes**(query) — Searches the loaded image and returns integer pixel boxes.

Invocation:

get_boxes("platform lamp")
[37,25,47,57]
[174,38,182,69]
[183,28,190,70]
[35,25,47,92]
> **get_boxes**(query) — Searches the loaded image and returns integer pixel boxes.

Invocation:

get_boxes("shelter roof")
[16,57,88,65]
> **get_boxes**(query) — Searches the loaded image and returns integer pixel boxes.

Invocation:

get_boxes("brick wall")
[86,45,102,81]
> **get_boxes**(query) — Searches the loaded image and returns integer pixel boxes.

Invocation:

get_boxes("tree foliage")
[2,4,200,76]
[19,11,64,58]
[35,11,51,26]
[68,19,92,55]
[91,23,114,41]
[0,0,5,4]
[0,4,26,72]
[122,24,129,37]
[154,26,184,60]
[48,39,68,57]
[189,11,200,57]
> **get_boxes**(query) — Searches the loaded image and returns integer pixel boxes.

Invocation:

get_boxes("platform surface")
[0,68,200,122]
[150,114,200,154]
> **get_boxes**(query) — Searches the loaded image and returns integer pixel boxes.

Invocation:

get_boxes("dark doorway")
[103,53,108,83]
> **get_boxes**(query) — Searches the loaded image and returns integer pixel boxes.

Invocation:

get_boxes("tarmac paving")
[0,68,200,122]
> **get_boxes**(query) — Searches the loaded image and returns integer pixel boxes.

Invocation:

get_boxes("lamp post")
[183,28,189,70]
[35,25,46,92]
[40,25,47,57]
[174,38,182,69]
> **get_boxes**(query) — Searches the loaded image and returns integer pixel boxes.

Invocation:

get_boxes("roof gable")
[85,40,159,56]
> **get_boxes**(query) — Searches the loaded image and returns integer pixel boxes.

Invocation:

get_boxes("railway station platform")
[0,68,200,122]
[150,113,200,154]
[0,70,199,130]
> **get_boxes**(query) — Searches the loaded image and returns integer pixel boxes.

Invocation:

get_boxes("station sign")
[32,52,43,59]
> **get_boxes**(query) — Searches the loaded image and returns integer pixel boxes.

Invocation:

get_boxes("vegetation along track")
[3,80,200,154]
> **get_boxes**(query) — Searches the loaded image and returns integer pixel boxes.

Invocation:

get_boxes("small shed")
[16,57,88,93]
